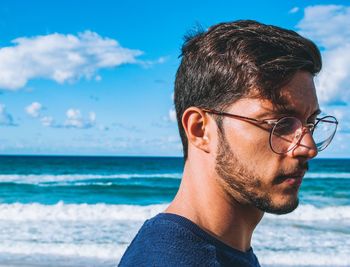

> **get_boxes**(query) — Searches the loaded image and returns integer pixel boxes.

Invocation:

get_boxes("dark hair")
[174,20,322,160]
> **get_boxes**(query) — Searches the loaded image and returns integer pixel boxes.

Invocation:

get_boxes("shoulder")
[118,213,218,267]
[119,213,261,267]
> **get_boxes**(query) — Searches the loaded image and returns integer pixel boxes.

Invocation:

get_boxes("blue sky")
[0,0,349,157]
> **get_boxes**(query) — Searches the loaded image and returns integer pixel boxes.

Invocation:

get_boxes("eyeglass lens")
[313,117,338,151]
[270,116,337,154]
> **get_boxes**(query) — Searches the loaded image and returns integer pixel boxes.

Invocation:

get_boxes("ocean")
[0,156,349,267]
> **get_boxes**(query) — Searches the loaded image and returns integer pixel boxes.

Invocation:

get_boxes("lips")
[277,171,306,186]
[284,176,303,186]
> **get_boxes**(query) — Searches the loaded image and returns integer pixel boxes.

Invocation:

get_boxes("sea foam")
[0,203,349,222]
[0,173,182,184]
[304,172,350,179]
[257,251,350,266]
[266,204,350,221]
[0,202,166,221]
[0,171,348,185]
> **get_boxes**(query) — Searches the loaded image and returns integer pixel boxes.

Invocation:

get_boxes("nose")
[287,129,318,159]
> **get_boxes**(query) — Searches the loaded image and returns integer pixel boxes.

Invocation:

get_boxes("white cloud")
[26,104,97,129]
[89,111,96,123]
[41,116,54,127]
[0,31,144,90]
[169,109,177,122]
[298,5,350,49]
[321,105,350,133]
[138,56,168,68]
[26,102,42,117]
[289,7,299,14]
[98,125,109,131]
[297,5,350,104]
[0,104,15,126]
[64,108,96,129]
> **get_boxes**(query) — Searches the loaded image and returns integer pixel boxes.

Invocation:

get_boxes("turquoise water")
[0,156,182,205]
[0,156,349,266]
[0,156,349,206]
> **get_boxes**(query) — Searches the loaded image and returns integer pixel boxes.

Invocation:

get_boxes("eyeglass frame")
[201,108,338,154]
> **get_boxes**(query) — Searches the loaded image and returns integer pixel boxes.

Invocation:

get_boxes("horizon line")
[0,154,348,159]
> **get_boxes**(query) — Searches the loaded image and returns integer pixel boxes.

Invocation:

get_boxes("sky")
[0,0,349,157]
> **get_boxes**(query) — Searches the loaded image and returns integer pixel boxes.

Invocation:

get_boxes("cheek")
[226,126,282,183]
[224,121,281,174]
[228,124,270,159]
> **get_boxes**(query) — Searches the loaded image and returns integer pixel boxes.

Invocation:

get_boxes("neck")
[165,160,264,252]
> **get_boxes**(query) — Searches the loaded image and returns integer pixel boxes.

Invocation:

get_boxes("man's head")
[174,20,322,160]
[174,20,332,215]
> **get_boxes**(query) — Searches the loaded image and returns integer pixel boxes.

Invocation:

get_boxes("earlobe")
[182,107,211,153]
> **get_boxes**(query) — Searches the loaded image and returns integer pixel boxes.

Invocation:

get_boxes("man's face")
[214,71,319,214]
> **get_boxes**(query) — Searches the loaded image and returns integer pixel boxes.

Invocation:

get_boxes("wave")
[0,202,349,222]
[0,203,348,266]
[3,242,347,266]
[0,181,179,191]
[0,171,348,186]
[0,202,167,221]
[304,172,350,179]
[265,204,350,221]
[257,251,350,266]
[0,173,183,185]
[0,242,121,266]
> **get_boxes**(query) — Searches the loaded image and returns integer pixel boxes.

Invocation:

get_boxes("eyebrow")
[268,107,322,119]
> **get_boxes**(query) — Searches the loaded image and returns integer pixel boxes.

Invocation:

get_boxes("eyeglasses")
[202,108,338,154]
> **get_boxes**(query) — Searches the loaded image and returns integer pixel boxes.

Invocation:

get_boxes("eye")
[274,117,300,136]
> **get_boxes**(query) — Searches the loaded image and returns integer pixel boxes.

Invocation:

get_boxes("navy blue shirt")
[119,213,260,267]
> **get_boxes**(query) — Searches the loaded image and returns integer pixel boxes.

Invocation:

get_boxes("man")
[119,20,338,266]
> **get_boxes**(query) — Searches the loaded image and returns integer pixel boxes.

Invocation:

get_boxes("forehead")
[227,71,319,118]
[276,71,319,117]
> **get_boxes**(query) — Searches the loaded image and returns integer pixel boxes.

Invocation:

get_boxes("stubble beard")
[215,130,299,215]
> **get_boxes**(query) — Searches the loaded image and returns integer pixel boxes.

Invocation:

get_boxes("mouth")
[284,176,303,186]
[277,171,306,187]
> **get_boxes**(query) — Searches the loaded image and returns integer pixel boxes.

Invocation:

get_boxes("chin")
[252,194,300,215]
[266,197,300,215]
[262,184,302,214]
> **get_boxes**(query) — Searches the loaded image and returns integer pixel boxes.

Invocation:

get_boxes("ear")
[182,107,211,153]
